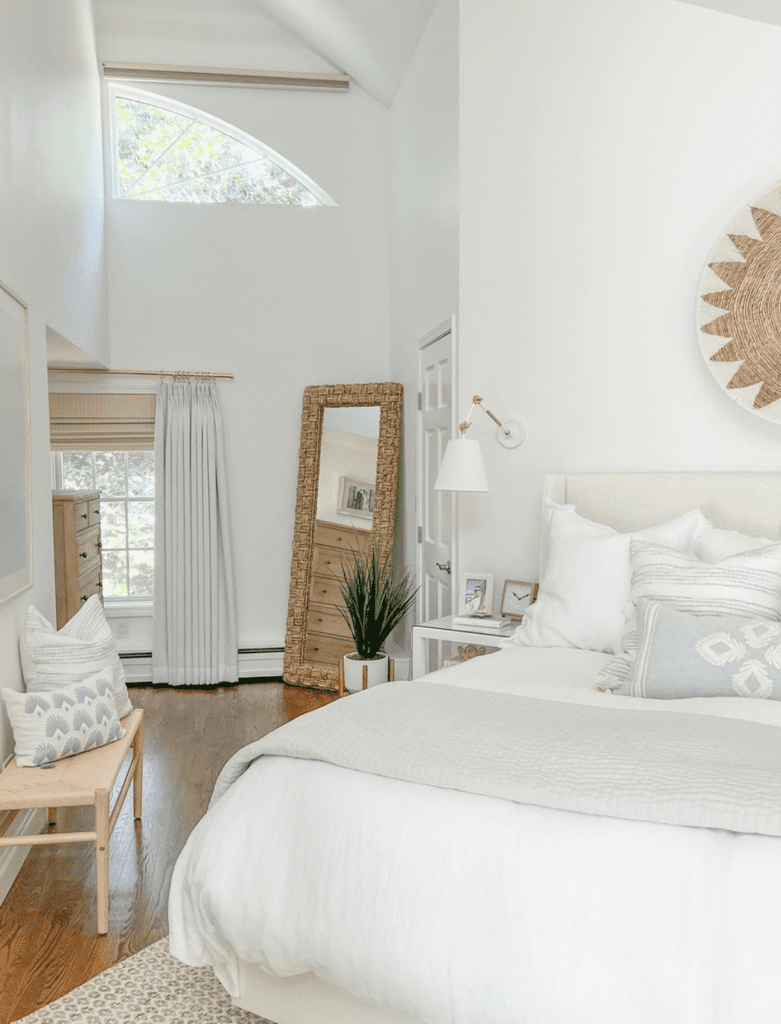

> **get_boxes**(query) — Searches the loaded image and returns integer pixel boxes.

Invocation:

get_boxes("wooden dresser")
[52,490,103,628]
[306,519,372,668]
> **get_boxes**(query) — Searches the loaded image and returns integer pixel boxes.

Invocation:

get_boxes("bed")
[168,473,781,1024]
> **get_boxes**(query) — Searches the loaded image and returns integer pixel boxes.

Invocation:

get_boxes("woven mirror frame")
[283,382,403,690]
[698,179,781,424]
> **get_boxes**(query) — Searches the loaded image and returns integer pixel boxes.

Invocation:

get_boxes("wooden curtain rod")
[49,368,234,380]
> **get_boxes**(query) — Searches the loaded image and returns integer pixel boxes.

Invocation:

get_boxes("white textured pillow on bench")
[1,671,125,767]
[20,596,133,718]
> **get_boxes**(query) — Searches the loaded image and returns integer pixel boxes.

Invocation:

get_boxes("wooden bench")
[0,708,144,934]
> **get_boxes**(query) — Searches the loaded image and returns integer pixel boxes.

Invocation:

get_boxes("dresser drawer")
[313,520,372,554]
[307,605,352,640]
[304,633,353,667]
[310,576,345,607]
[75,525,101,572]
[312,546,356,579]
[67,564,102,620]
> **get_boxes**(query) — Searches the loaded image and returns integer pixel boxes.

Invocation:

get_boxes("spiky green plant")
[339,547,418,661]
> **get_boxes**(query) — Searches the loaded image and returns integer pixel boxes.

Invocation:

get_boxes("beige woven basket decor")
[698,180,781,425]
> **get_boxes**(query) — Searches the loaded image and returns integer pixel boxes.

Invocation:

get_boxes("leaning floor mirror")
[284,382,403,690]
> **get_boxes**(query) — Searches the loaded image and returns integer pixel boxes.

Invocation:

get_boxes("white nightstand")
[411,616,515,678]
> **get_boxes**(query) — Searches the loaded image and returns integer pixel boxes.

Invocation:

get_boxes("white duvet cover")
[168,647,781,1024]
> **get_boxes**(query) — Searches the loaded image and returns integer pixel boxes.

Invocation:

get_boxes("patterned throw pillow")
[596,540,781,693]
[620,600,781,699]
[21,596,133,718]
[1,671,125,767]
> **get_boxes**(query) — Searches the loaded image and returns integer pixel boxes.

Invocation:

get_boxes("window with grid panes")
[54,451,154,601]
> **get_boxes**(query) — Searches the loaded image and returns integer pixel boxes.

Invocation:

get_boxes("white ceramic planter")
[343,652,389,692]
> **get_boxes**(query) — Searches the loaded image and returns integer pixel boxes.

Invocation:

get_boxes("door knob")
[435,561,451,575]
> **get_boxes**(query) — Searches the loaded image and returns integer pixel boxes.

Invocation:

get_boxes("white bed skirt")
[234,962,423,1024]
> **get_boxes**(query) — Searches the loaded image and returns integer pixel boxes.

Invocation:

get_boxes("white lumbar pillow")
[20,596,133,719]
[508,504,708,654]
[1,670,125,767]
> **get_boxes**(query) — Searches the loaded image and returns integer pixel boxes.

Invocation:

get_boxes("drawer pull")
[93,510,100,516]
[97,580,103,588]
[96,541,102,549]
[80,552,88,558]
[81,513,88,519]
[81,595,88,602]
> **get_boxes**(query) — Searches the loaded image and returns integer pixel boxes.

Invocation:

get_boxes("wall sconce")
[434,395,526,492]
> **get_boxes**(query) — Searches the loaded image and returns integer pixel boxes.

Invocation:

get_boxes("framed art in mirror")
[0,280,32,606]
[284,382,403,690]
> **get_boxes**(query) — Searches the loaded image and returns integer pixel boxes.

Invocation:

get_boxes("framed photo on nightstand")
[500,579,539,620]
[458,572,494,616]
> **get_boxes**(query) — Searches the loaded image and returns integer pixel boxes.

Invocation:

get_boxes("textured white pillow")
[509,505,708,654]
[596,540,781,692]
[1,670,125,767]
[694,526,775,563]
[21,597,133,718]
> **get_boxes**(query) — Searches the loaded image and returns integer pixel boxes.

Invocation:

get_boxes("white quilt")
[168,647,781,1024]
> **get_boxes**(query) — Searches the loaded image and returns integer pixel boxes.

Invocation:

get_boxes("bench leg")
[132,715,143,821]
[48,807,57,827]
[95,788,110,934]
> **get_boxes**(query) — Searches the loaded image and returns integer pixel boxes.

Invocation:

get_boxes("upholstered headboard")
[541,473,781,571]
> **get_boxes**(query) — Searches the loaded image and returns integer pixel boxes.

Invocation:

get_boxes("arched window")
[111,89,334,206]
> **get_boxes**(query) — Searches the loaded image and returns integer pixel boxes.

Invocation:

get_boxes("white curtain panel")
[152,380,238,685]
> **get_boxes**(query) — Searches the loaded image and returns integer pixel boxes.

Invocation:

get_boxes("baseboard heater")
[119,648,285,660]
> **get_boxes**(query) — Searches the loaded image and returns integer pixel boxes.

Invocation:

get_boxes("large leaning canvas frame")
[0,280,32,605]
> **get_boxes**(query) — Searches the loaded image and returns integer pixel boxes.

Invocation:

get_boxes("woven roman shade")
[49,393,156,451]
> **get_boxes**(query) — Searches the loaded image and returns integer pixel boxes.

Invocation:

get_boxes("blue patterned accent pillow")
[618,600,781,700]
[1,670,125,767]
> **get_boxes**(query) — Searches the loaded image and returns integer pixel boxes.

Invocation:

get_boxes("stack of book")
[452,615,512,630]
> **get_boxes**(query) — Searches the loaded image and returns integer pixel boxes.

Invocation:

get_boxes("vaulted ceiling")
[93,0,438,107]
[677,0,781,29]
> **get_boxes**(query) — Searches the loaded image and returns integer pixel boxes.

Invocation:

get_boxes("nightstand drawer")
[75,525,101,571]
[304,633,353,666]
[307,605,351,640]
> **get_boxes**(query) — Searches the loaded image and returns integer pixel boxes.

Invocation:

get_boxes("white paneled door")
[417,320,457,630]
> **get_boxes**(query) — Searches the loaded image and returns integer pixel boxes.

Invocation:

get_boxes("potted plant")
[339,546,418,692]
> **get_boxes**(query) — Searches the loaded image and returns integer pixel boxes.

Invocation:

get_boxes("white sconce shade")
[434,438,489,492]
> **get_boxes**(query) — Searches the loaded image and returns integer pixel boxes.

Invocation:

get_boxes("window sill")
[103,602,153,618]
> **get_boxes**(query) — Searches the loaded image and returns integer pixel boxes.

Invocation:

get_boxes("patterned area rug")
[14,938,275,1024]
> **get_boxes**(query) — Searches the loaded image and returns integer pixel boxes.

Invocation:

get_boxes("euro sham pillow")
[1,671,125,767]
[693,525,775,563]
[596,540,781,693]
[21,596,133,718]
[620,600,781,700]
[509,504,708,654]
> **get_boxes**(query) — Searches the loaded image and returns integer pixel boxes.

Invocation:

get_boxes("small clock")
[500,579,539,620]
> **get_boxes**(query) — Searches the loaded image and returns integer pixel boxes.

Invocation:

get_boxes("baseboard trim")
[120,649,285,684]
[0,807,46,906]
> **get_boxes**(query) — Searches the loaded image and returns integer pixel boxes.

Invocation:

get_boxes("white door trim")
[416,316,457,626]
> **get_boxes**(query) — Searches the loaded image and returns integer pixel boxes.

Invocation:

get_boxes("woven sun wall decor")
[697,181,781,424]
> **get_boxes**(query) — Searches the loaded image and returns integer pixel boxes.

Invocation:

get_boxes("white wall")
[390,0,459,652]
[0,0,106,891]
[100,18,391,653]
[459,0,781,589]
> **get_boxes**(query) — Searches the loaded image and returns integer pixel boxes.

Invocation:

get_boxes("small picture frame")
[338,476,376,519]
[500,579,539,620]
[458,572,494,616]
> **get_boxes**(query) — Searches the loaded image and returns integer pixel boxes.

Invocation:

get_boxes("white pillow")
[509,504,708,654]
[21,596,133,718]
[694,525,775,563]
[1,670,125,767]
[596,539,781,692]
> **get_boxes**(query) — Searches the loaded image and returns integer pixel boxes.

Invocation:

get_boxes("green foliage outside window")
[115,97,323,205]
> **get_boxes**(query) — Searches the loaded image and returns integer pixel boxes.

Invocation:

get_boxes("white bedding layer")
[169,647,781,1024]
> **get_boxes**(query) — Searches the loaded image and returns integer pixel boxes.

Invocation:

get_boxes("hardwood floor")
[0,681,338,1024]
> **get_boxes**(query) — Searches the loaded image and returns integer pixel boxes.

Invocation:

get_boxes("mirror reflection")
[316,406,380,530]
